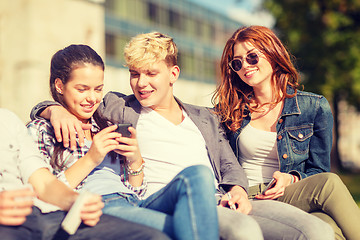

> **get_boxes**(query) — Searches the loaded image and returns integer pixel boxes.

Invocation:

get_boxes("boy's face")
[129,60,179,111]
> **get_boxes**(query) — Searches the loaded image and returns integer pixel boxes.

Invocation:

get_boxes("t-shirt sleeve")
[15,117,52,183]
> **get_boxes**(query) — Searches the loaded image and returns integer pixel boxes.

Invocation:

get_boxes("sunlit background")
[0,0,274,121]
[1,0,359,202]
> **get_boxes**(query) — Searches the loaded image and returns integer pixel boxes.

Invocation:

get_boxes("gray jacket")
[31,92,249,193]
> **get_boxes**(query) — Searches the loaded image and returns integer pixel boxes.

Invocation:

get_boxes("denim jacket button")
[282,154,288,159]
[298,133,304,139]
[277,135,282,140]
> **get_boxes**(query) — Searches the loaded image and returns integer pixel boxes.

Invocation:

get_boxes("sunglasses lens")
[246,53,259,65]
[230,53,260,72]
[230,59,242,71]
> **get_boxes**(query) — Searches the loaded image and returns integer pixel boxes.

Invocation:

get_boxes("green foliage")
[264,0,360,107]
[339,172,360,206]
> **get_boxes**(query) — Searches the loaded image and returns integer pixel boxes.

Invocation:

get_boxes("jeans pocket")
[102,193,139,209]
[102,193,127,203]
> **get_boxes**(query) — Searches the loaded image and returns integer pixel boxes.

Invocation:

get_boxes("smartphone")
[261,178,276,194]
[116,123,132,138]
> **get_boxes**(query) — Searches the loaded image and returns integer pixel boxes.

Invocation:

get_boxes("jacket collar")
[242,86,300,116]
[238,86,300,131]
[177,98,211,128]
[280,86,301,117]
[123,95,142,126]
[124,95,219,178]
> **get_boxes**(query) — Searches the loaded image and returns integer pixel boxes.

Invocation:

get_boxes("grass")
[338,172,360,207]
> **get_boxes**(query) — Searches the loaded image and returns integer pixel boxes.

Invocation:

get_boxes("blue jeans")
[102,165,219,240]
[0,206,171,240]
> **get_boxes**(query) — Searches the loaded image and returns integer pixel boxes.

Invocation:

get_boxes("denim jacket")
[227,87,333,180]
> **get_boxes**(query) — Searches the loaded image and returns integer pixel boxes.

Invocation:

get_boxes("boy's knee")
[182,165,214,182]
[195,165,213,179]
[218,207,263,240]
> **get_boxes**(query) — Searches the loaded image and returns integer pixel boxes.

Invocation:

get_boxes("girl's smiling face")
[55,64,104,123]
[233,41,273,90]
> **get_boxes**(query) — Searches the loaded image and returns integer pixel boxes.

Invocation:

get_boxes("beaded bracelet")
[126,161,145,176]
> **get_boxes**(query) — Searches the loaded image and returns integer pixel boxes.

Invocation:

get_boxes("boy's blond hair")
[124,32,178,69]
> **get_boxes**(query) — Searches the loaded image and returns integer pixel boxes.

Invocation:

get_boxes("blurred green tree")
[263,0,360,170]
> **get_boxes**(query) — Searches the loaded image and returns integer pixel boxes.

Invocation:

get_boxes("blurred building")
[0,0,105,122]
[0,0,243,122]
[2,0,360,169]
[103,0,243,106]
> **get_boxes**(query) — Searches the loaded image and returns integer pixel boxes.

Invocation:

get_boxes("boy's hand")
[80,194,104,226]
[114,127,142,166]
[219,186,252,214]
[0,188,35,226]
[48,106,91,150]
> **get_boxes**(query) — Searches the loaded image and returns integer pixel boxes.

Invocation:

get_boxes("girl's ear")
[54,78,64,94]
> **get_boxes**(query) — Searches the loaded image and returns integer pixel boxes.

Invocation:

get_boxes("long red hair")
[212,26,299,132]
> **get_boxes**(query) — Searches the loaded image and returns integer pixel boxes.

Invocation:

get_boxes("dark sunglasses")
[228,52,259,72]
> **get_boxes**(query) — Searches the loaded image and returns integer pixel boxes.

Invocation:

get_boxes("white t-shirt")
[137,107,214,198]
[238,124,280,186]
[0,108,58,212]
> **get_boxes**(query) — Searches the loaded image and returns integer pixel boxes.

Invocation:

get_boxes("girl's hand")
[87,125,123,165]
[255,171,292,200]
[114,127,144,187]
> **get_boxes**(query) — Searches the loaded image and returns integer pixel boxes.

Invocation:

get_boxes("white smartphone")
[261,178,276,194]
[61,191,92,235]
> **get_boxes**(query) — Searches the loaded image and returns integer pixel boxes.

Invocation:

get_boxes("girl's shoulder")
[296,90,324,99]
[294,90,331,113]
[27,118,55,135]
[27,118,52,128]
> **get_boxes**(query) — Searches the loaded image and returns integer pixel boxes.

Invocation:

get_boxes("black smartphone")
[261,178,276,194]
[116,123,132,138]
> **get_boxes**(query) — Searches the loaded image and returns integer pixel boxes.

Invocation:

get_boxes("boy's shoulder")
[181,101,218,121]
[103,92,136,105]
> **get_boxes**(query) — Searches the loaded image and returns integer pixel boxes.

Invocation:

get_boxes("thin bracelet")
[293,175,299,183]
[290,174,295,184]
[126,161,145,176]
